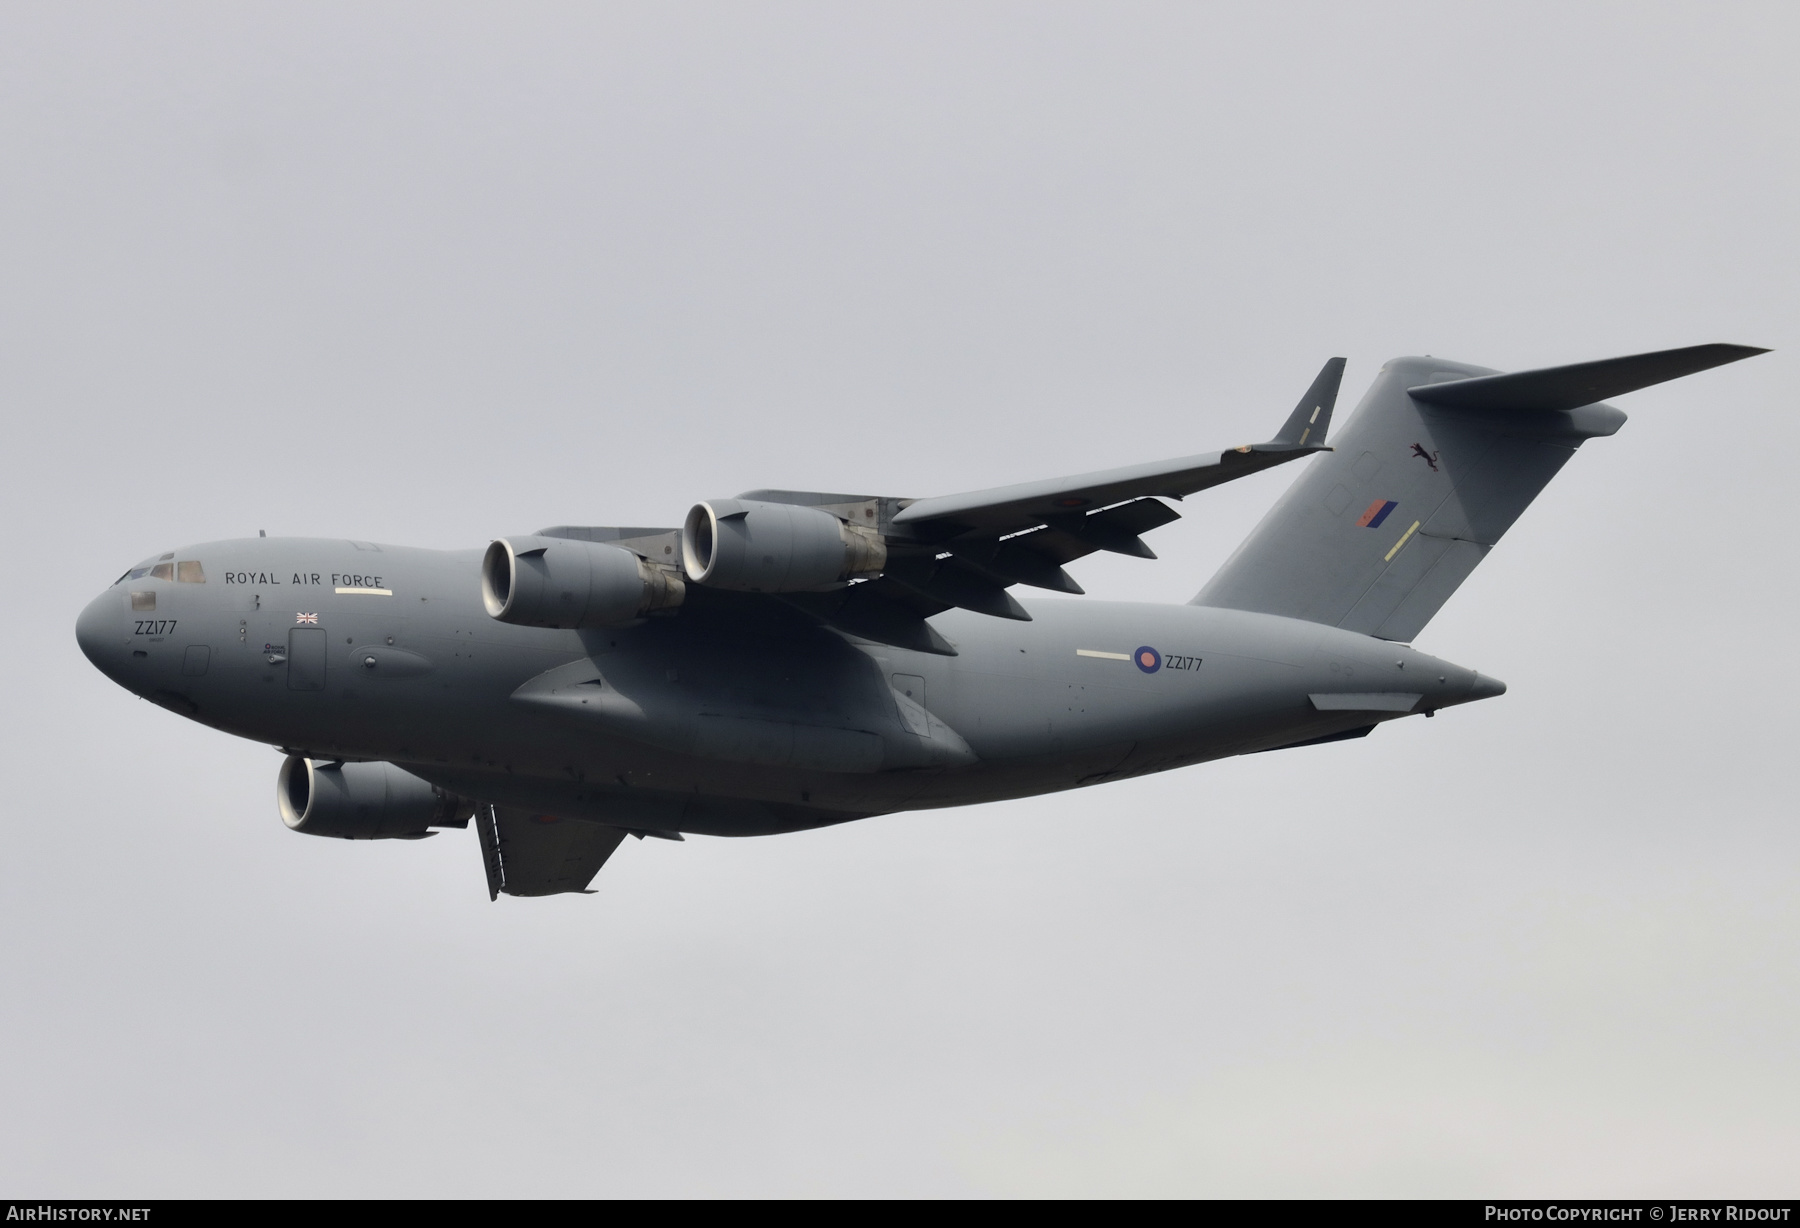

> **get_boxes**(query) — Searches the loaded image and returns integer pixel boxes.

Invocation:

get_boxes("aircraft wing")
[536,360,1346,655]
[475,806,629,899]
[756,358,1345,653]
[889,356,1343,539]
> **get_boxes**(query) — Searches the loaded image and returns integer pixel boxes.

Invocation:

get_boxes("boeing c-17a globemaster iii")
[76,344,1765,899]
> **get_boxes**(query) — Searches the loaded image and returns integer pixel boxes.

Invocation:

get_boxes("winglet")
[1263,357,1346,451]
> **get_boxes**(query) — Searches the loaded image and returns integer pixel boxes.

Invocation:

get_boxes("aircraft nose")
[1466,672,1507,702]
[76,589,126,679]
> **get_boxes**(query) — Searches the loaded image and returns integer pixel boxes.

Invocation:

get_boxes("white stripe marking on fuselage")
[1383,521,1420,563]
[1076,649,1131,661]
[335,587,394,596]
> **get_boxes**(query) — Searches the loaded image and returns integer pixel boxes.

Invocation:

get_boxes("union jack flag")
[295,612,319,625]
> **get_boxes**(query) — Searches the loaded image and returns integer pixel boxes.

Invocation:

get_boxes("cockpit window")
[131,591,155,611]
[115,553,200,585]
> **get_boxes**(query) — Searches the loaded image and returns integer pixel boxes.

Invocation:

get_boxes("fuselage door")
[288,626,327,691]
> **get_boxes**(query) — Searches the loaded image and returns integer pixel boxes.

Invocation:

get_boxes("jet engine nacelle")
[277,756,472,840]
[681,499,886,592]
[482,536,685,629]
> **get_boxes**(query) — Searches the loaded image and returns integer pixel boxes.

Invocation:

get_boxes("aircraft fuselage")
[76,536,1498,836]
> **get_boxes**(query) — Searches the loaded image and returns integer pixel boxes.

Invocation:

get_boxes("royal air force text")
[223,572,384,588]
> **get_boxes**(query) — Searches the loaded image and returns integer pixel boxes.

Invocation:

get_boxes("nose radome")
[76,590,125,679]
[1466,672,1507,702]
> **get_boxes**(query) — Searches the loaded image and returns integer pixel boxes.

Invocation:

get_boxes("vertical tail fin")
[1193,345,1767,642]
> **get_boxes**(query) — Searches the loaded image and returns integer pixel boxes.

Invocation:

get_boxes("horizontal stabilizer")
[1409,343,1767,413]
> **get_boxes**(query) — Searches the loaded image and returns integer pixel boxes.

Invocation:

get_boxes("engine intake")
[482,536,684,629]
[277,756,472,840]
[681,499,886,592]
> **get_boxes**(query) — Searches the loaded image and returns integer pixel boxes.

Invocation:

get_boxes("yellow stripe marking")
[1309,406,1321,423]
[335,587,393,596]
[1384,521,1421,562]
[1076,649,1131,660]
[1298,428,1310,445]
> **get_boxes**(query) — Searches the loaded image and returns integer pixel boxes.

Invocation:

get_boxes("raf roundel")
[1134,645,1162,674]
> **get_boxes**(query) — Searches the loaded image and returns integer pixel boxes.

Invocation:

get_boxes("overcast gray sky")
[3,1,1796,1197]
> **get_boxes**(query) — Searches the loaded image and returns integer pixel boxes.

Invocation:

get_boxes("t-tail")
[1193,344,1768,641]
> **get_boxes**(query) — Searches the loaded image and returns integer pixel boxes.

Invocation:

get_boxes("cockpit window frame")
[117,553,203,586]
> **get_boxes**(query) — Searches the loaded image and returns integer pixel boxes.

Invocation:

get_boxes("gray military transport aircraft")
[77,344,1764,899]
